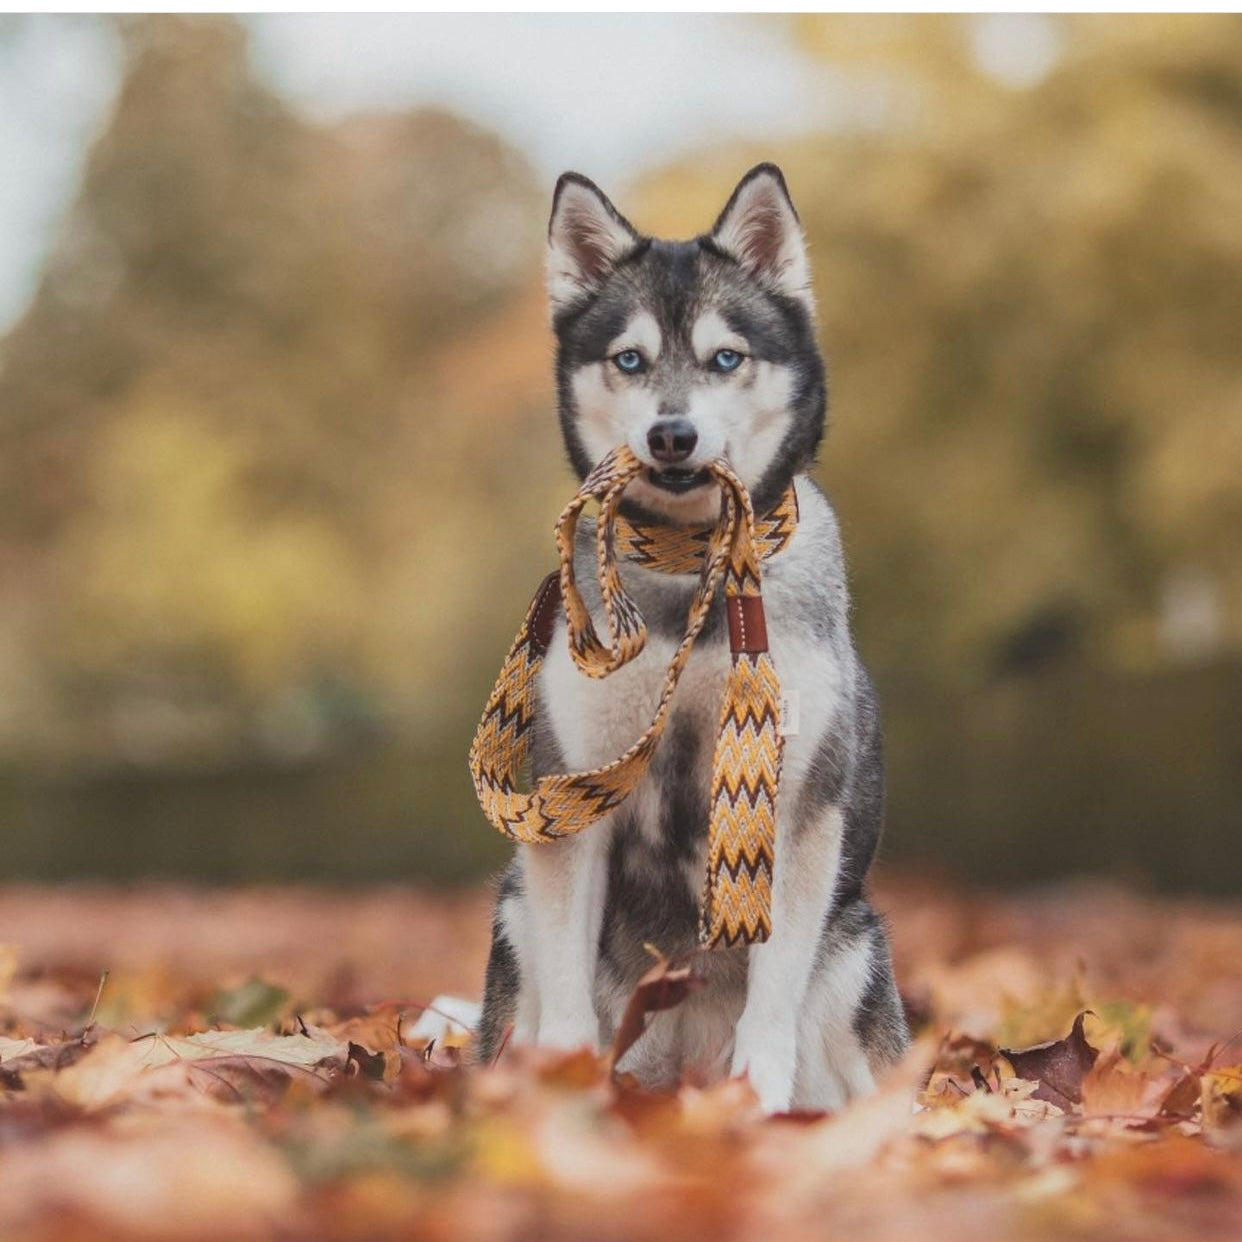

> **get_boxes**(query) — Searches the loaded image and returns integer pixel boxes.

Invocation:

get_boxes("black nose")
[647,417,698,464]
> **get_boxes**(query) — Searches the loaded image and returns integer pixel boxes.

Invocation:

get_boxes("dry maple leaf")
[608,948,699,1072]
[0,1031,95,1080]
[1080,1048,1169,1121]
[48,1028,346,1109]
[999,1011,1099,1111]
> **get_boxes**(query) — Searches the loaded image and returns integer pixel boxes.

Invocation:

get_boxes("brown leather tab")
[727,594,769,655]
[528,572,563,655]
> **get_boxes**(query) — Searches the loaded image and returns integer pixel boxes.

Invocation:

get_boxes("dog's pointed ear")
[711,164,813,310]
[547,172,640,315]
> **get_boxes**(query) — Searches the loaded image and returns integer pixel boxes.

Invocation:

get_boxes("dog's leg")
[476,861,537,1061]
[730,804,845,1112]
[475,930,518,1065]
[506,892,541,1043]
[791,904,886,1110]
[520,819,613,1050]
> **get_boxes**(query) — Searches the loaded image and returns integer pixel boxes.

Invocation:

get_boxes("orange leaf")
[608,949,699,1072]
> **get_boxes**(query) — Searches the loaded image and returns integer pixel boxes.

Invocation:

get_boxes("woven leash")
[468,445,797,948]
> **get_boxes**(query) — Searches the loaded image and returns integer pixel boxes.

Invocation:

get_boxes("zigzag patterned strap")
[468,444,794,948]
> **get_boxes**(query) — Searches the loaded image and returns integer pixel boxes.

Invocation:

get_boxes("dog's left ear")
[711,164,813,311]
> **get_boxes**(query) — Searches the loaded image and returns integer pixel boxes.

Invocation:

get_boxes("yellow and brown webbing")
[468,445,797,948]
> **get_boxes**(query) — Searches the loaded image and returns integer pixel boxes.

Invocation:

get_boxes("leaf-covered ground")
[1,876,1241,1241]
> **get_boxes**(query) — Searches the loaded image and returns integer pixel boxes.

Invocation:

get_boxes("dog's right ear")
[711,163,813,312]
[547,173,639,316]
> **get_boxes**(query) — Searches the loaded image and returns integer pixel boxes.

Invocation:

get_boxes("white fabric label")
[780,689,800,737]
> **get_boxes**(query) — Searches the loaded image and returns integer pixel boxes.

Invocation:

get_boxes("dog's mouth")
[647,466,712,494]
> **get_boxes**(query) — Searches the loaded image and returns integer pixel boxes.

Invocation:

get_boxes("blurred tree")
[0,14,548,763]
[638,13,1242,694]
[630,15,1242,893]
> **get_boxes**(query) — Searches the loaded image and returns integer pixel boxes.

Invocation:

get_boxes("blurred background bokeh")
[1,13,1239,892]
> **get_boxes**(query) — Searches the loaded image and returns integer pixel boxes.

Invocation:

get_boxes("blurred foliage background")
[1,14,1239,891]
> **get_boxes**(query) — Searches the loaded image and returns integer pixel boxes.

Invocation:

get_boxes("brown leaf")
[1157,1070,1203,1120]
[1201,1065,1242,1136]
[1155,1042,1226,1120]
[347,1040,388,1079]
[346,1040,402,1083]
[999,1010,1099,1111]
[607,949,699,1071]
[0,1033,95,1077]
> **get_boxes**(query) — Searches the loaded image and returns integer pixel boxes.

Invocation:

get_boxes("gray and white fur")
[476,165,908,1111]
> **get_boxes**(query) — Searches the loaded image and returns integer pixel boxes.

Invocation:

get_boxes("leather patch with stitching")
[727,595,769,655]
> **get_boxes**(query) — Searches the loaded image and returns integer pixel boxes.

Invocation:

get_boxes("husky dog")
[476,164,908,1111]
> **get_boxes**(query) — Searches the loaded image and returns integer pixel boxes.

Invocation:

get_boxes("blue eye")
[713,348,743,372]
[613,350,644,374]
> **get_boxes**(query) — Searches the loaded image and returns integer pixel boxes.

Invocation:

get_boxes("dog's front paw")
[731,1025,798,1114]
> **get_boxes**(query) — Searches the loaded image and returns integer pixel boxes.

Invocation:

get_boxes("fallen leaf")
[0,1033,94,1077]
[608,949,699,1071]
[1202,1066,1242,1137]
[0,879,1240,1242]
[49,1028,345,1109]
[0,1034,38,1062]
[327,1005,407,1053]
[1080,1048,1166,1120]
[0,1115,300,1238]
[346,1040,402,1084]
[999,1011,1099,1111]
[1157,1069,1202,1120]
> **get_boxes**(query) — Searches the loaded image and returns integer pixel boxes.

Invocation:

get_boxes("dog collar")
[612,482,799,576]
